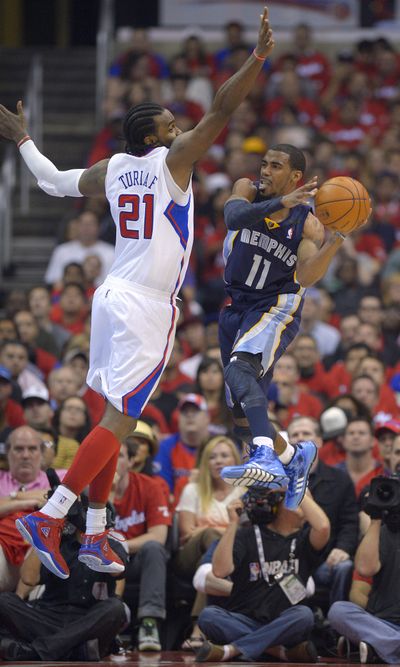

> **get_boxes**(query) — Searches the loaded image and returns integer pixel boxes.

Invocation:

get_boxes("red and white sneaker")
[16,511,69,579]
[78,531,125,574]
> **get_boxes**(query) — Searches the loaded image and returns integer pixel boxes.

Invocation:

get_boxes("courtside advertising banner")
[160,0,359,28]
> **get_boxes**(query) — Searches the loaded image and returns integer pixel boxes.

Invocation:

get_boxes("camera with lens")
[243,488,285,525]
[363,475,400,530]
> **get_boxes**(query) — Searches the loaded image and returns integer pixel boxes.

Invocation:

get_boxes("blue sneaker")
[15,511,69,579]
[283,441,317,510]
[78,531,125,574]
[221,444,289,490]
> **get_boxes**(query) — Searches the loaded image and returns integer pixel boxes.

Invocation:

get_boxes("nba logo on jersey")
[286,227,294,239]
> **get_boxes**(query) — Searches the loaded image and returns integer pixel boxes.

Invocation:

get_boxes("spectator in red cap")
[153,394,211,507]
[374,419,400,472]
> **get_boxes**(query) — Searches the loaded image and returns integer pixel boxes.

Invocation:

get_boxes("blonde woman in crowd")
[174,435,244,649]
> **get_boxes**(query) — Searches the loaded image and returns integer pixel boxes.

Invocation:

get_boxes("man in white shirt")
[44,211,114,286]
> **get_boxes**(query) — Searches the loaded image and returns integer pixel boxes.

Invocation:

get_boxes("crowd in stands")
[0,19,399,661]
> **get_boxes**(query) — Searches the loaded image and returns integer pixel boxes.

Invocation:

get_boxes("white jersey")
[105,147,194,298]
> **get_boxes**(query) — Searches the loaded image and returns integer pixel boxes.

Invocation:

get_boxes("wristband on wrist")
[252,48,266,62]
[334,230,346,241]
[17,135,31,149]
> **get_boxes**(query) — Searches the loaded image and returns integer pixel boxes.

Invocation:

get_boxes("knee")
[292,605,314,630]
[198,606,221,631]
[224,355,262,401]
[138,540,167,560]
[328,601,348,625]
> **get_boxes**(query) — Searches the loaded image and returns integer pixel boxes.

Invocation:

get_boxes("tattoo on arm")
[78,159,109,197]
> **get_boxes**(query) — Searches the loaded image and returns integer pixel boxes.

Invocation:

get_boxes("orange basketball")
[314,176,371,234]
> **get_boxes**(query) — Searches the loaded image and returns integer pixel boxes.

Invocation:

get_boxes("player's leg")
[16,401,135,578]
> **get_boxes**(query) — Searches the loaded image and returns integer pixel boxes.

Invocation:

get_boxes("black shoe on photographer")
[0,638,39,661]
[359,641,381,664]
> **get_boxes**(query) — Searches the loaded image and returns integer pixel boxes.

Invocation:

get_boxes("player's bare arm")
[166,7,274,189]
[296,211,344,287]
[78,159,110,197]
[227,178,258,204]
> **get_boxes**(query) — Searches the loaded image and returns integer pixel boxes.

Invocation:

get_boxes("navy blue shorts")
[219,294,303,400]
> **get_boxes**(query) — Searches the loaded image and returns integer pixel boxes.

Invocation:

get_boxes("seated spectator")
[213,21,249,72]
[274,23,331,94]
[352,374,399,422]
[22,386,53,433]
[264,70,324,129]
[48,366,80,408]
[0,426,50,592]
[272,354,323,428]
[63,349,105,427]
[356,354,399,419]
[318,406,348,466]
[323,314,361,369]
[196,489,330,662]
[299,288,340,358]
[178,316,207,380]
[288,417,358,608]
[111,440,171,652]
[328,450,400,664]
[0,319,17,344]
[3,290,28,321]
[50,283,89,336]
[291,334,328,399]
[44,210,115,287]
[374,419,400,473]
[14,310,58,379]
[124,420,158,475]
[154,394,211,507]
[28,286,70,357]
[50,262,86,303]
[195,357,232,435]
[0,340,47,400]
[52,396,91,445]
[0,497,127,661]
[174,436,243,648]
[0,366,25,440]
[337,417,382,498]
[325,343,371,398]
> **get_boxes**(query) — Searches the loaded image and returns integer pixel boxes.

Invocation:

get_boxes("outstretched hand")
[281,177,318,209]
[254,7,275,59]
[0,100,27,143]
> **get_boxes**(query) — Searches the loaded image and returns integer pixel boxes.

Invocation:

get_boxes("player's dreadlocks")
[123,103,165,156]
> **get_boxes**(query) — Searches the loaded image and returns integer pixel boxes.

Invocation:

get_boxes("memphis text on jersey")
[239,227,297,268]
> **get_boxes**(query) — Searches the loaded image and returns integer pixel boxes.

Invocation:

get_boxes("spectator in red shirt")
[275,23,331,94]
[337,417,382,498]
[319,406,348,467]
[374,419,400,472]
[357,354,399,419]
[352,374,399,423]
[50,283,89,336]
[0,366,25,440]
[13,310,58,380]
[322,99,371,151]
[373,172,400,231]
[272,354,323,429]
[111,440,171,652]
[63,349,105,427]
[326,343,371,398]
[291,333,329,400]
[264,70,324,129]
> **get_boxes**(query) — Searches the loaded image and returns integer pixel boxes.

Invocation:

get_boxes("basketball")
[314,176,371,234]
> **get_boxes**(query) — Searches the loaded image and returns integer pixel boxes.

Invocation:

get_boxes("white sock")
[253,436,274,449]
[223,645,232,661]
[41,485,77,519]
[85,507,107,535]
[279,438,295,465]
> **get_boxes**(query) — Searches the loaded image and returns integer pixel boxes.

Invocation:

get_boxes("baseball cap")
[0,366,11,383]
[242,136,267,154]
[320,407,348,440]
[375,419,400,437]
[178,393,208,412]
[22,386,50,404]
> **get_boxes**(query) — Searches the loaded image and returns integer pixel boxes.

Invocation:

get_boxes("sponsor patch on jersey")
[264,217,280,230]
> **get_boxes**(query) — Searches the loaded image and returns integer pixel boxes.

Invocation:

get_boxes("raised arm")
[166,7,274,189]
[295,212,344,287]
[0,101,108,198]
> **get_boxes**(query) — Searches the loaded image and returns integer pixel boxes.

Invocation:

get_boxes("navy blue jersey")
[223,188,310,308]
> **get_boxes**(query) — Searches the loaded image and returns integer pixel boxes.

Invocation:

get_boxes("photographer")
[195,490,330,662]
[328,434,400,664]
[0,497,128,661]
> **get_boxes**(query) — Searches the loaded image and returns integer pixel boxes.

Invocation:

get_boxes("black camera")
[364,476,400,531]
[243,488,285,525]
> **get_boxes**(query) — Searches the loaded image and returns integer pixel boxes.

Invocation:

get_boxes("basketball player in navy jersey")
[219,144,353,508]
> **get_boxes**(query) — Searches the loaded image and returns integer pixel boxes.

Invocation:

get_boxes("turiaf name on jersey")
[240,228,297,268]
[118,170,158,190]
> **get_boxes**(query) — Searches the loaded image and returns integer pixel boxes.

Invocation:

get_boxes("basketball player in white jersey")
[0,9,283,579]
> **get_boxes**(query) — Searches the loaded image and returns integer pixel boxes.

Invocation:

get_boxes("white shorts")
[87,275,179,418]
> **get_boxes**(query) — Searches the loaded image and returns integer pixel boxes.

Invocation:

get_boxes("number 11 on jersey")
[245,254,271,289]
